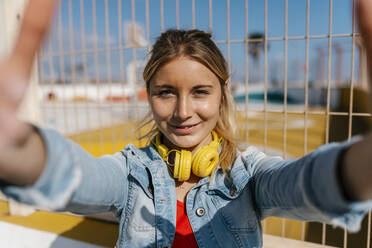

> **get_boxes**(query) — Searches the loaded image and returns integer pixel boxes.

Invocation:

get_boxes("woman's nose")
[174,95,192,120]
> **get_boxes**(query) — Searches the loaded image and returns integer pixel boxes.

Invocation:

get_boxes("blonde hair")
[141,29,237,172]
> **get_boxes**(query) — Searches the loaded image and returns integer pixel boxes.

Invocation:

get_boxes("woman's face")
[148,56,222,151]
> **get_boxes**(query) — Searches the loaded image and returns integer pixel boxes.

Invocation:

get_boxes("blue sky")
[40,0,358,87]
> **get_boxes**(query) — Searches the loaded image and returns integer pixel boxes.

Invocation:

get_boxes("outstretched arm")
[250,1,372,227]
[340,0,372,201]
[0,0,56,185]
[0,1,130,215]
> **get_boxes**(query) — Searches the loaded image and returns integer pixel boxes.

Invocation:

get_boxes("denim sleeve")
[0,128,128,217]
[242,139,372,232]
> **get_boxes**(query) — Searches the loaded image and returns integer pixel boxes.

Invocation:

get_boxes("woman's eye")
[158,90,173,96]
[194,90,210,95]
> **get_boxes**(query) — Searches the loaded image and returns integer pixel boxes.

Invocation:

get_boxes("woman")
[0,0,372,247]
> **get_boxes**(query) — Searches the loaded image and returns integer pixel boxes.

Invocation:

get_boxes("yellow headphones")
[154,131,221,181]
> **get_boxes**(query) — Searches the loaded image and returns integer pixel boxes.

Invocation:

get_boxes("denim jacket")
[1,128,372,248]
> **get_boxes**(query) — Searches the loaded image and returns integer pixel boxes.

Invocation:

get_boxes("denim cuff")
[0,128,81,210]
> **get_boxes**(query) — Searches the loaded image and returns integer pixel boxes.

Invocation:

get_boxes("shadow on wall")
[329,86,372,142]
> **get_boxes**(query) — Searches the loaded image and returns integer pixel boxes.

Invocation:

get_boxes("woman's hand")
[338,0,372,201]
[0,59,31,149]
[0,0,56,185]
[358,0,372,89]
[358,0,372,48]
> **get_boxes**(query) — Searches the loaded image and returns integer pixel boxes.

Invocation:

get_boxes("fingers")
[357,0,372,68]
[0,109,32,148]
[0,61,29,109]
[0,68,32,147]
[357,0,372,44]
[11,0,57,78]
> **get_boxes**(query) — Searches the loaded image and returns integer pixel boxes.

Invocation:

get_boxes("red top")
[172,201,199,248]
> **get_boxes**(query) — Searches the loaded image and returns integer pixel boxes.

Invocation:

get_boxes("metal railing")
[37,0,371,247]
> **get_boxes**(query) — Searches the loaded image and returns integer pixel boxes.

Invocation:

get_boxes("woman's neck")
[162,133,213,154]
[175,173,201,202]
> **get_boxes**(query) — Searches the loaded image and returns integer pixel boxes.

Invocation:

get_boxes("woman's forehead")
[151,57,220,87]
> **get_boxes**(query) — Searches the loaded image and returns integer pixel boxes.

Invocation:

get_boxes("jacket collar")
[208,152,251,199]
[123,144,251,199]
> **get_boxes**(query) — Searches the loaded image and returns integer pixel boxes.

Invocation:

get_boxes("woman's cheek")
[151,99,174,120]
[196,99,220,119]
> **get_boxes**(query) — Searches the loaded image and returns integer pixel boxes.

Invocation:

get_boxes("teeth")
[172,123,197,129]
[179,125,193,128]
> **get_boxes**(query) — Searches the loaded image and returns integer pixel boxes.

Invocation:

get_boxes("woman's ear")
[223,81,228,91]
[146,83,152,102]
[219,82,227,113]
[222,80,229,99]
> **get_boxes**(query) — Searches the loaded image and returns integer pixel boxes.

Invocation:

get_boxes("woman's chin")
[166,132,212,150]
[169,136,199,149]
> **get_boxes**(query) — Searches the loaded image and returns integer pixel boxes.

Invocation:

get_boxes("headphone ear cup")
[174,150,192,181]
[192,146,219,178]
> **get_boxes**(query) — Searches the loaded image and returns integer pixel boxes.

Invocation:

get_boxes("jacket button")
[147,186,153,195]
[230,187,237,196]
[196,207,206,217]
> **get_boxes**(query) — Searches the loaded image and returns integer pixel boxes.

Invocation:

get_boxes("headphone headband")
[153,131,221,181]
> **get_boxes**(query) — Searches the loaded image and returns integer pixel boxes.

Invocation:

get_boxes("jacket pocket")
[125,179,156,232]
[123,162,156,233]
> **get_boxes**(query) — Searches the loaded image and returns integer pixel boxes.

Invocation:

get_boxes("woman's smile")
[169,123,200,135]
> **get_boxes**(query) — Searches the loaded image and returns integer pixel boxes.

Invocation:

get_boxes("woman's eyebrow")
[152,83,214,89]
[193,85,214,89]
[153,84,174,89]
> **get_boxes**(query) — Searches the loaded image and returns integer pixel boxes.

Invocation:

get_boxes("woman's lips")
[169,123,199,135]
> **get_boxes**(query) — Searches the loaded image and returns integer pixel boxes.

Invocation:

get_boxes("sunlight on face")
[148,57,222,151]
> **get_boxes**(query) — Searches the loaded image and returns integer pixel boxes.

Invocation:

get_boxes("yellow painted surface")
[235,111,326,158]
[68,121,149,157]
[0,201,118,247]
[263,218,308,241]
